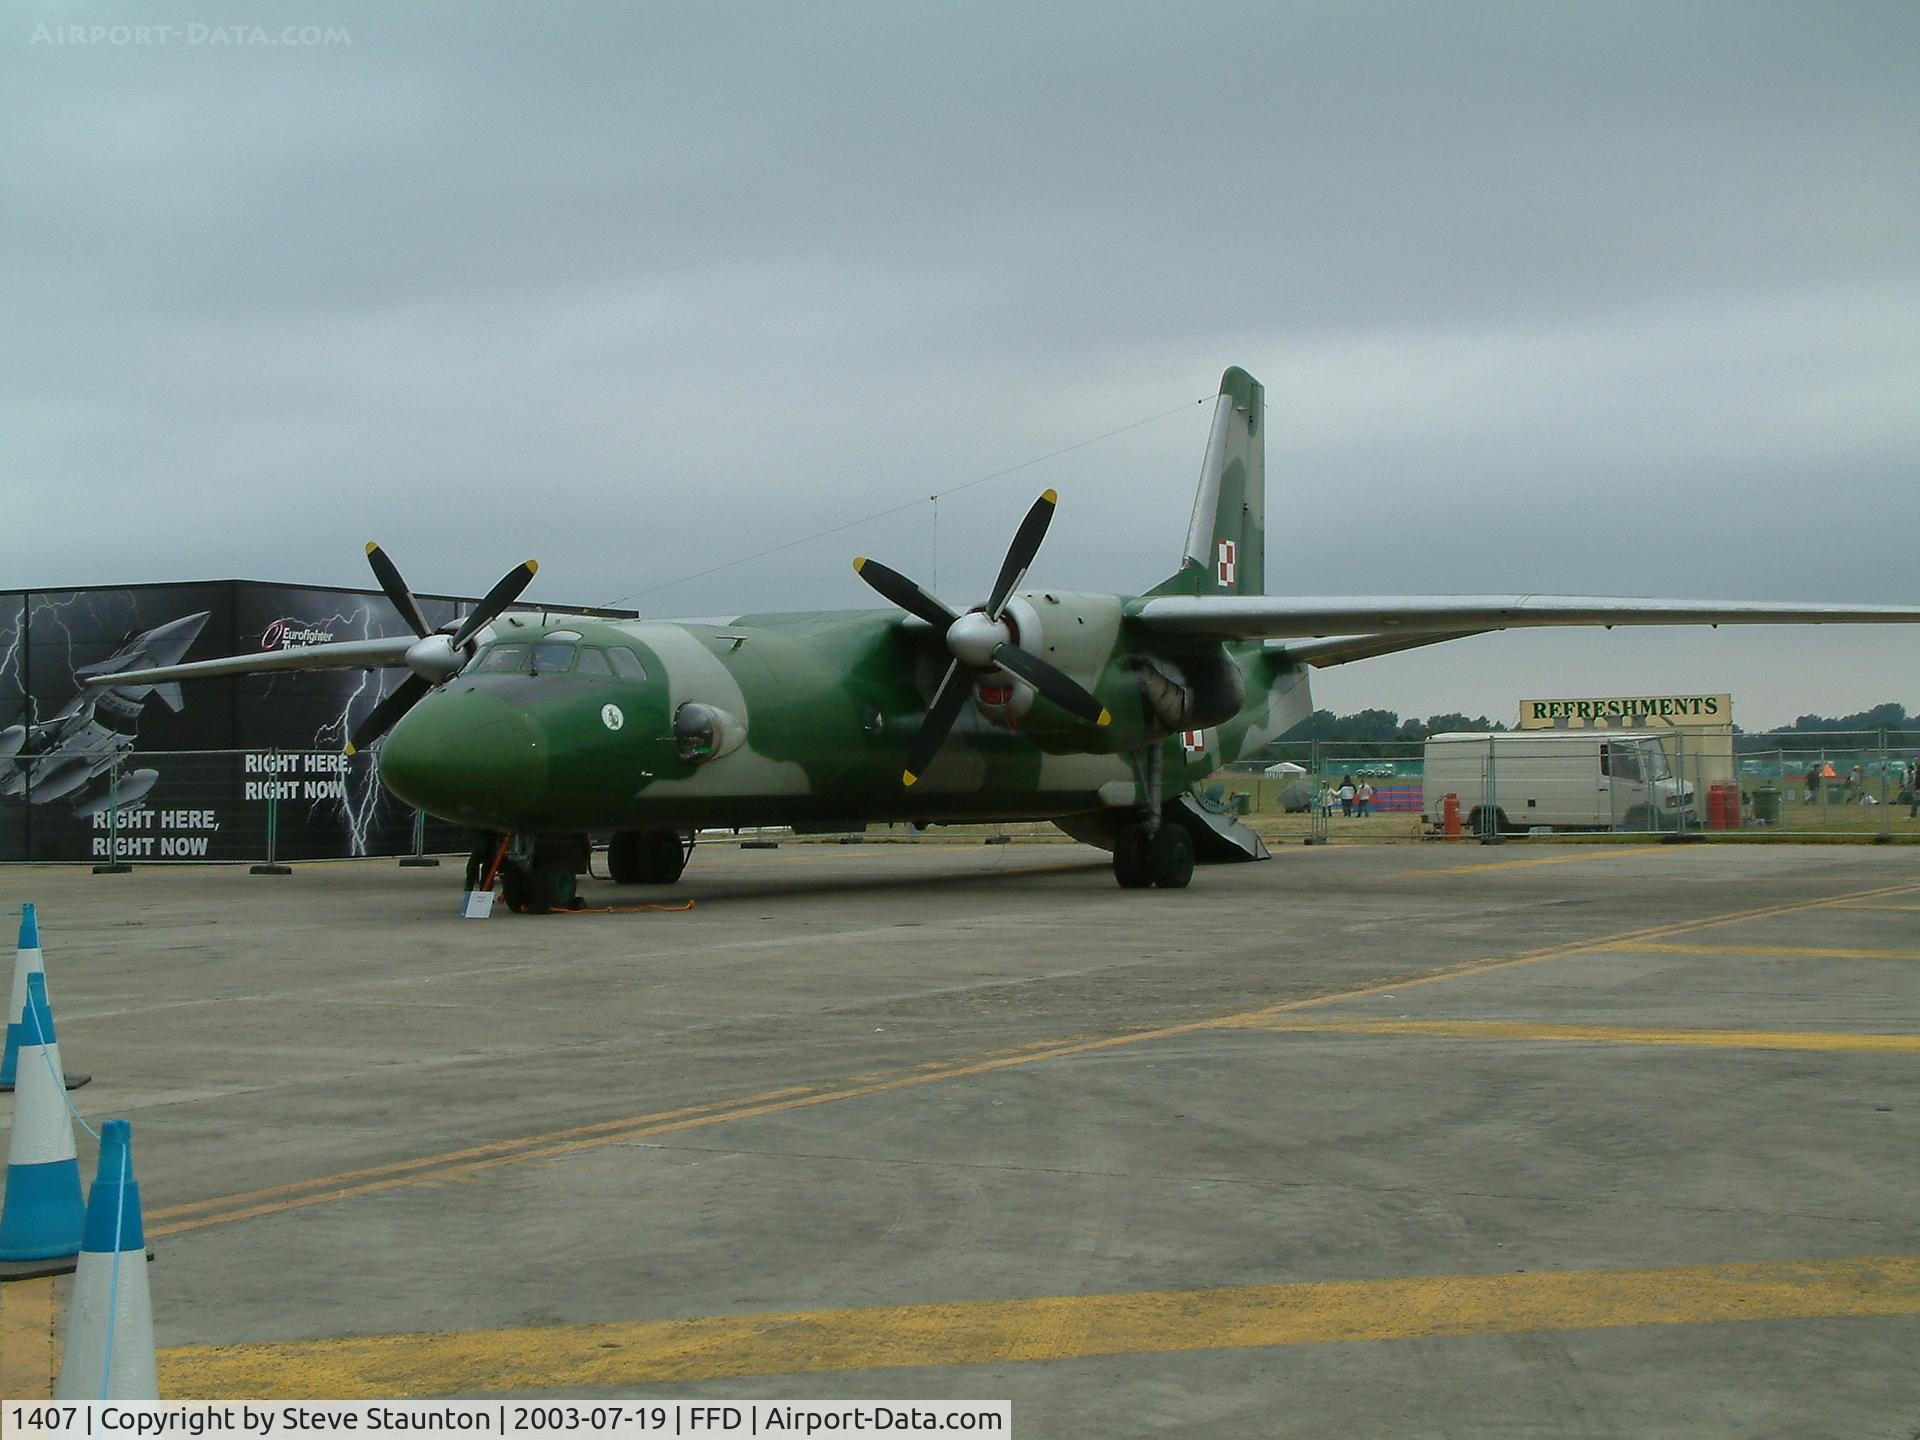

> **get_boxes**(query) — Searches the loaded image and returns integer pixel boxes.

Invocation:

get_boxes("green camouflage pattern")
[377,368,1307,843]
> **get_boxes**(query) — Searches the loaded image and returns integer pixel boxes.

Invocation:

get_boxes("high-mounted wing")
[1131,594,1920,643]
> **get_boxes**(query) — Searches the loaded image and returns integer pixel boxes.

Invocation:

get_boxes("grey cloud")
[3,0,1915,725]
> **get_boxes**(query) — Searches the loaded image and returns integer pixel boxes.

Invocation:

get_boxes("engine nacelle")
[1134,650,1245,734]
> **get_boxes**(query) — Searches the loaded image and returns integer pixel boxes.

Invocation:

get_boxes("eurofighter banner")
[0,581,548,863]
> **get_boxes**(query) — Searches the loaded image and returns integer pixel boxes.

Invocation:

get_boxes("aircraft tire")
[1112,823,1153,889]
[500,864,531,914]
[527,852,577,914]
[1149,823,1194,889]
[639,828,687,885]
[607,831,642,884]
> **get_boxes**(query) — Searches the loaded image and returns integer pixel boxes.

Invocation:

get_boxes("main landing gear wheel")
[1148,823,1194,889]
[1113,822,1192,888]
[1113,823,1153,889]
[609,828,688,885]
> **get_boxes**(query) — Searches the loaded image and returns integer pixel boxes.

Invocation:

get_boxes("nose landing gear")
[463,831,587,914]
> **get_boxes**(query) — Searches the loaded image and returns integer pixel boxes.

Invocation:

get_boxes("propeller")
[853,490,1110,786]
[346,546,539,754]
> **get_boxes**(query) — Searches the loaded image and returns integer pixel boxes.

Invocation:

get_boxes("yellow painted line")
[156,1254,1920,1398]
[1229,1017,1920,1053]
[0,1275,60,1399]
[1829,902,1920,913]
[147,877,1920,1239]
[1614,942,1920,961]
[1401,845,1665,877]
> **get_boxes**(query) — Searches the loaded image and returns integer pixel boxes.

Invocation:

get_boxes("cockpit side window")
[529,640,576,674]
[574,647,613,677]
[472,643,529,674]
[608,647,649,680]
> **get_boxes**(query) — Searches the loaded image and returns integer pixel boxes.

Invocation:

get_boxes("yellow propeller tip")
[902,769,919,787]
[364,541,379,556]
[525,559,540,575]
[853,557,867,572]
[343,742,358,757]
[1041,488,1058,504]
[1096,709,1112,727]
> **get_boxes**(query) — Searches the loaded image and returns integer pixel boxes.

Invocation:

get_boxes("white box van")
[1421,731,1695,834]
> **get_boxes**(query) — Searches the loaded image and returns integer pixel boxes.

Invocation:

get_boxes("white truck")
[1421,731,1695,834]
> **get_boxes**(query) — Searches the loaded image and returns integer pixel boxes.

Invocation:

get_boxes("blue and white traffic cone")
[1,901,44,1089]
[2,904,89,1093]
[0,974,85,1265]
[55,1120,158,1400]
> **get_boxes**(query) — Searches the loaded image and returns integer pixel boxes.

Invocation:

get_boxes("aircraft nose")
[377,688,546,826]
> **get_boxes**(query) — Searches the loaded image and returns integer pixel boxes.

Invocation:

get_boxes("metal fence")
[1228,730,1920,842]
[0,749,457,866]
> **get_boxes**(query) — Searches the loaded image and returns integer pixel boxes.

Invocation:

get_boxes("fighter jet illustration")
[1,612,210,815]
[95,366,1920,907]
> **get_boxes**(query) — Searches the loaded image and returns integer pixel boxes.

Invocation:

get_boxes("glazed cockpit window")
[574,647,613,677]
[608,647,649,680]
[471,643,529,674]
[529,640,576,674]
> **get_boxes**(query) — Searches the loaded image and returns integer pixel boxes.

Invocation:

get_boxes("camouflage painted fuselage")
[375,593,1312,837]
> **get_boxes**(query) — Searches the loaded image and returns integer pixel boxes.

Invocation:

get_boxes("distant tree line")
[1270,709,1508,748]
[1734,702,1916,752]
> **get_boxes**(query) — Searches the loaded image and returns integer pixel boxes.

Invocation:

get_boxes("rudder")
[1149,366,1265,598]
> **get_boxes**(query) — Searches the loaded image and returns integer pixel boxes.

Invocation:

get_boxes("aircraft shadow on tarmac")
[565,849,1114,905]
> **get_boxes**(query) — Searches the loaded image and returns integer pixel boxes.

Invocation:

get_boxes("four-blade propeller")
[346,545,539,754]
[854,490,1110,786]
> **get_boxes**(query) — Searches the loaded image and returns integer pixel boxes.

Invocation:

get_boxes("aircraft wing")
[1130,595,1920,643]
[84,636,416,688]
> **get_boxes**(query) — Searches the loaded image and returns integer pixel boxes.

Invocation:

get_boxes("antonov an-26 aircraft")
[100,367,1920,910]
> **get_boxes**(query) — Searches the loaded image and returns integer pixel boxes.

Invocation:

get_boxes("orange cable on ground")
[552,900,697,916]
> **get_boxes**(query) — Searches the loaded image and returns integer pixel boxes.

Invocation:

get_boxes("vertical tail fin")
[1149,366,1265,598]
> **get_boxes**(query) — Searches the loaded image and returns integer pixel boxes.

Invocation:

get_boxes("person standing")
[1909,758,1919,820]
[1357,779,1375,817]
[1338,775,1356,818]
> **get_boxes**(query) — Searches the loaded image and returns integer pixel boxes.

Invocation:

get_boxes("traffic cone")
[0,974,85,1267]
[55,1119,158,1400]
[2,904,90,1093]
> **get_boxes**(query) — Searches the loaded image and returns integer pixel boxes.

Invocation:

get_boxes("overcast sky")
[4,1,1915,730]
